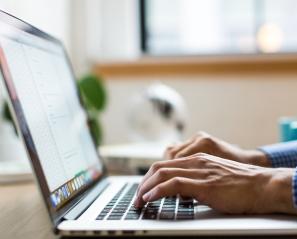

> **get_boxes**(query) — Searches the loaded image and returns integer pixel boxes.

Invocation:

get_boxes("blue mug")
[279,117,297,142]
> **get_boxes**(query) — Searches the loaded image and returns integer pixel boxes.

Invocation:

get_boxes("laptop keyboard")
[96,183,195,221]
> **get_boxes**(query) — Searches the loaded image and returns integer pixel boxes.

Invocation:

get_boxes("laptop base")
[57,176,297,237]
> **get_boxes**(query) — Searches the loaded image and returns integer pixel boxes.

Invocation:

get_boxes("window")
[140,0,297,56]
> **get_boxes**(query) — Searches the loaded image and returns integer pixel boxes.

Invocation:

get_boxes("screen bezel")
[0,10,107,226]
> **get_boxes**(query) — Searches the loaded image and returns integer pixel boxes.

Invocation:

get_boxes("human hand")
[134,153,296,214]
[165,131,271,167]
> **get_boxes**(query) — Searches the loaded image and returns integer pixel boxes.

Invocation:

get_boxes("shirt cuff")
[292,168,297,208]
[259,141,297,168]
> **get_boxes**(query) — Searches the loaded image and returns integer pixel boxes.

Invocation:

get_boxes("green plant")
[78,74,107,146]
[1,101,17,133]
[3,101,12,122]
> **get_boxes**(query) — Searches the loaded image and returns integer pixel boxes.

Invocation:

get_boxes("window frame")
[139,0,297,57]
[139,0,148,53]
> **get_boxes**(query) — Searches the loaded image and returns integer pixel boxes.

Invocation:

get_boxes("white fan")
[127,83,188,143]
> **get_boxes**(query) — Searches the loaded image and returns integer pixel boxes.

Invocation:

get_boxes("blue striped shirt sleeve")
[259,141,297,168]
[259,141,297,208]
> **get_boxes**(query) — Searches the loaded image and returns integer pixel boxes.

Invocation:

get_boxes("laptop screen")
[0,12,103,211]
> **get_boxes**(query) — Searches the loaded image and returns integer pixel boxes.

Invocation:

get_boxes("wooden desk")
[0,182,57,239]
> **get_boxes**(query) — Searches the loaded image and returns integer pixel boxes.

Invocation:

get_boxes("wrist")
[245,150,271,167]
[263,168,297,214]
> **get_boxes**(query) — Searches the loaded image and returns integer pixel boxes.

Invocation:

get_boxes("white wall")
[101,73,297,149]
[70,0,140,76]
[0,0,71,52]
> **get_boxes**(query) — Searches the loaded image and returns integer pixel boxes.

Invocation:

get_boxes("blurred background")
[1,0,297,149]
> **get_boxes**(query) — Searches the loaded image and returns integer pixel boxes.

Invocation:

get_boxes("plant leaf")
[78,74,107,111]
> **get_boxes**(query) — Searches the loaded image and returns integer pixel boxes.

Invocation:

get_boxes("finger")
[136,155,197,196]
[163,145,175,160]
[175,143,206,159]
[142,177,204,203]
[169,132,212,159]
[136,159,182,197]
[137,168,203,205]
[136,160,173,197]
[164,142,191,160]
[178,194,193,201]
[138,168,204,197]
[164,139,194,160]
[174,132,215,158]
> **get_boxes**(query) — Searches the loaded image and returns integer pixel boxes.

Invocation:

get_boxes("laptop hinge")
[63,178,110,220]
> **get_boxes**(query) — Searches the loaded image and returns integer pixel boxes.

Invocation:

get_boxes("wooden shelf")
[93,54,297,78]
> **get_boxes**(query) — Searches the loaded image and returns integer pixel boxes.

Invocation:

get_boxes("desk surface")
[0,182,57,239]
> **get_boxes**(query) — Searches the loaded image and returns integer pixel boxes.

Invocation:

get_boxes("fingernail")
[142,191,151,202]
[134,196,140,203]
[133,199,139,207]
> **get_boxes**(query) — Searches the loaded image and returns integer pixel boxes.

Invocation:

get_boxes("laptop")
[1,10,297,237]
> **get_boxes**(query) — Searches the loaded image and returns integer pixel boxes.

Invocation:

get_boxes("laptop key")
[109,213,124,217]
[125,211,141,220]
[107,216,122,220]
[178,208,193,212]
[145,209,159,214]
[161,208,175,212]
[159,212,175,220]
[112,209,126,213]
[176,214,194,220]
[96,215,106,220]
[125,215,140,220]
[162,204,176,208]
[98,212,108,216]
[128,209,142,214]
[142,213,157,220]
[176,208,194,220]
